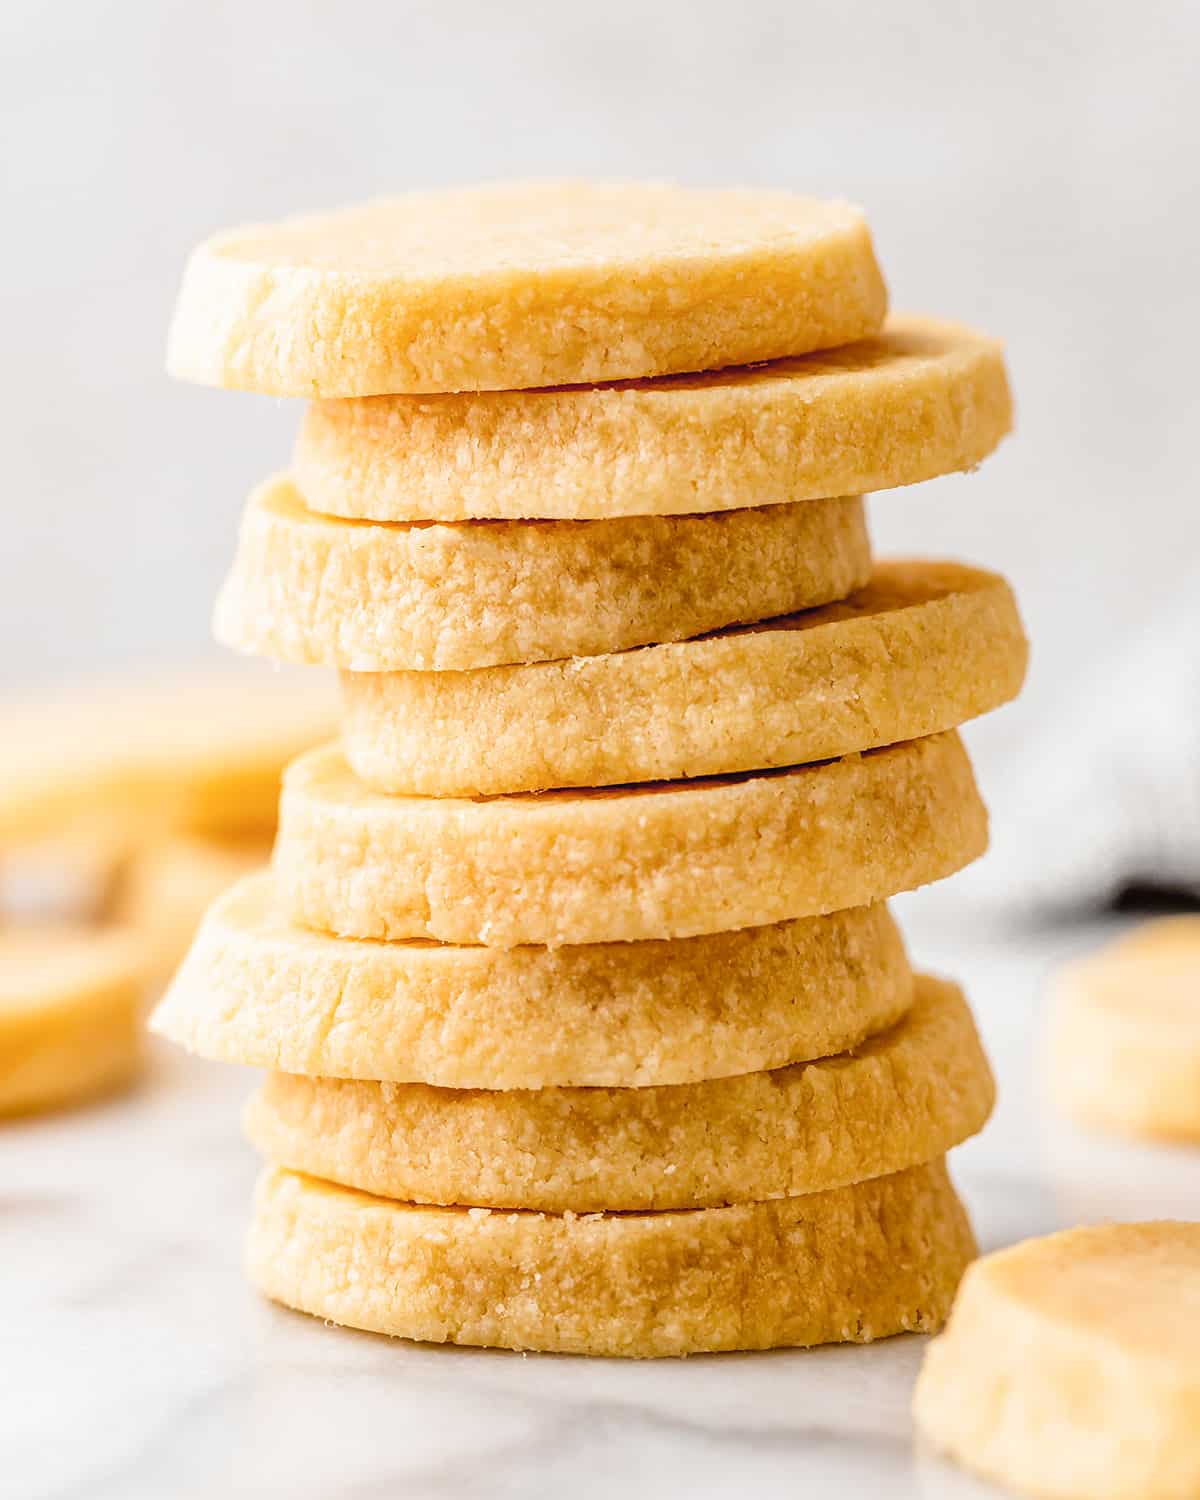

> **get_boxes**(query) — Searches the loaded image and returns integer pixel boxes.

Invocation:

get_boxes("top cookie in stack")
[157,180,1025,1358]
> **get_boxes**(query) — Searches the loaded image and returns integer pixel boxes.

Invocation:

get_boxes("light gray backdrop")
[4,0,1198,791]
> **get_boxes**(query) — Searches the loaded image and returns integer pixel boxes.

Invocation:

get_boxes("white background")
[3,0,1198,784]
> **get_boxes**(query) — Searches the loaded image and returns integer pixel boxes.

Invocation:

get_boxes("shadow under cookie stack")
[153,182,1027,1358]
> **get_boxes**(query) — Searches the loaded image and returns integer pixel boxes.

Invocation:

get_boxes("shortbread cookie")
[343,561,1027,795]
[167,181,886,397]
[1049,921,1200,1141]
[249,1158,973,1357]
[0,667,335,843]
[0,925,146,1115]
[245,975,991,1211]
[914,1222,1200,1500]
[296,316,1009,522]
[276,732,986,946]
[151,876,911,1087]
[118,833,273,987]
[214,477,870,672]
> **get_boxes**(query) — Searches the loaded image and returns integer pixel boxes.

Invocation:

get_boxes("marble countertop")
[7,905,1200,1500]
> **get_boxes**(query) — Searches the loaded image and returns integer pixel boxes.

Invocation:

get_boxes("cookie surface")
[214,477,870,672]
[151,875,911,1087]
[249,1158,973,1357]
[914,1222,1200,1500]
[1049,920,1200,1141]
[296,316,1009,521]
[245,975,991,1211]
[0,667,335,843]
[343,560,1027,795]
[0,925,146,1115]
[276,732,987,946]
[167,181,886,396]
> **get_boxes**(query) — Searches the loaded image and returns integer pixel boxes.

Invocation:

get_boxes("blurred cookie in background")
[0,665,333,1114]
[1048,916,1200,1143]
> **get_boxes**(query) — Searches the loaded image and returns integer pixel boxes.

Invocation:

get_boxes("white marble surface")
[6,907,1200,1500]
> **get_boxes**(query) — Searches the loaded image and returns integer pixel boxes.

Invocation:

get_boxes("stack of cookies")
[153,182,1027,1357]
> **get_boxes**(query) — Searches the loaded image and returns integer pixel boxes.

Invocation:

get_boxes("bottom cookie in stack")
[239,974,992,1356]
[249,1158,975,1359]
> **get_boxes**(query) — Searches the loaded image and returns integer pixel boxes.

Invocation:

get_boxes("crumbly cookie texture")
[214,477,871,673]
[296,315,1008,521]
[0,667,335,844]
[245,974,992,1211]
[1048,920,1200,1141]
[166,181,886,397]
[275,732,987,946]
[150,875,912,1088]
[342,560,1028,795]
[248,1158,974,1357]
[914,1222,1200,1500]
[0,925,146,1115]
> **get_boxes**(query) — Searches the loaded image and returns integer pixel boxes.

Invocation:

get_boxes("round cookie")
[117,833,273,988]
[248,1158,974,1358]
[342,560,1028,795]
[275,731,987,946]
[0,667,335,844]
[296,316,1010,522]
[1048,920,1200,1141]
[914,1222,1200,1500]
[166,181,886,397]
[214,478,870,673]
[151,876,912,1087]
[0,925,146,1115]
[245,974,992,1211]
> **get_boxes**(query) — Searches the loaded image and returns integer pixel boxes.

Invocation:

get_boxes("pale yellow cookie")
[0,925,146,1115]
[167,181,886,397]
[276,732,986,946]
[914,1222,1200,1500]
[0,667,336,843]
[245,974,992,1211]
[296,315,1009,521]
[1048,921,1200,1141]
[249,1157,973,1357]
[151,875,911,1087]
[214,477,871,672]
[117,833,273,988]
[342,561,1027,795]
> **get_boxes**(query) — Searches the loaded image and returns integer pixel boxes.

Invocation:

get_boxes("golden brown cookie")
[0,925,146,1115]
[214,477,871,672]
[167,181,886,396]
[248,1158,974,1357]
[244,975,992,1211]
[150,875,911,1087]
[914,1222,1200,1500]
[296,316,1009,521]
[1049,920,1200,1141]
[275,732,987,946]
[342,560,1027,795]
[0,667,335,843]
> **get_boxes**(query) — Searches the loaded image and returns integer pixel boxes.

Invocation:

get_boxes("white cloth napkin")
[970,569,1200,915]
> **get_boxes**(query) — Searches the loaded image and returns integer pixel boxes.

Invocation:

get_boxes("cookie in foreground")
[295,315,1010,521]
[914,1222,1200,1500]
[167,181,886,396]
[244,974,993,1211]
[275,732,988,946]
[152,876,912,1088]
[342,560,1027,795]
[248,1157,973,1357]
